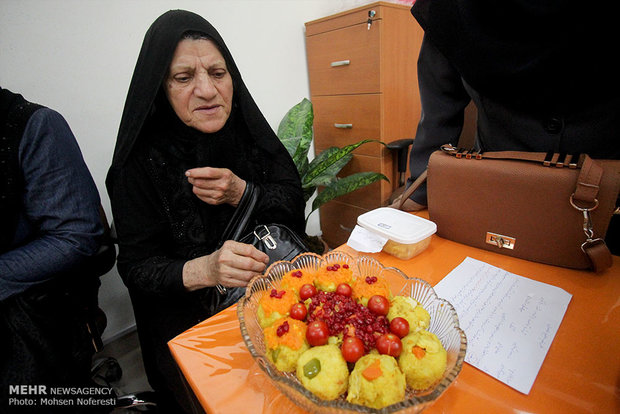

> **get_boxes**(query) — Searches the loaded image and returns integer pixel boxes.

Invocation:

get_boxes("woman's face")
[164,38,233,133]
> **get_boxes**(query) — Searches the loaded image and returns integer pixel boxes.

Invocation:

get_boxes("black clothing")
[406,1,620,206]
[411,0,619,115]
[106,10,305,413]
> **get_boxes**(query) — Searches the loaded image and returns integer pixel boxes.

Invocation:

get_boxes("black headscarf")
[106,9,291,193]
[411,0,618,114]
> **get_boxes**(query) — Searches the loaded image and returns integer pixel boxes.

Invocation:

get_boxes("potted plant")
[277,98,388,253]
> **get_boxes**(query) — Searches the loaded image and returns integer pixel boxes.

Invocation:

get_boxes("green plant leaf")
[310,172,389,214]
[297,156,310,182]
[303,139,378,188]
[304,147,352,188]
[276,98,313,170]
[276,99,390,224]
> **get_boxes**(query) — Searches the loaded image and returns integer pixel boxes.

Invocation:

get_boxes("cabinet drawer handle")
[334,123,353,129]
[330,60,350,67]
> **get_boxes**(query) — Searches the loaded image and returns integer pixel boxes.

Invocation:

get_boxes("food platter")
[237,251,467,413]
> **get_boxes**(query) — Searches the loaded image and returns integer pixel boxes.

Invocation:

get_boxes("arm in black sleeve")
[110,157,187,298]
[407,36,472,205]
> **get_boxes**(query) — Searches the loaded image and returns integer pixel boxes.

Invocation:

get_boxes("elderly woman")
[106,10,305,412]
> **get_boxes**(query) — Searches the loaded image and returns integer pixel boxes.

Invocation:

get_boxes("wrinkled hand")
[182,241,269,291]
[388,195,426,212]
[205,240,269,288]
[185,167,246,206]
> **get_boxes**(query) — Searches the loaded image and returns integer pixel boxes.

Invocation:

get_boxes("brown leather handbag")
[401,145,620,272]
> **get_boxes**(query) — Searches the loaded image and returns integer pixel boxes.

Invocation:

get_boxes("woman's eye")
[174,75,191,83]
[212,71,227,79]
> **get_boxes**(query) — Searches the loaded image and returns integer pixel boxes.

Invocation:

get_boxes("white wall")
[0,0,410,341]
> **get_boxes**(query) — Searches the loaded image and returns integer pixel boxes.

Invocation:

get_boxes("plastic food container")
[357,208,437,260]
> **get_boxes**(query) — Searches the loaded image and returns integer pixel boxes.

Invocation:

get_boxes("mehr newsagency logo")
[8,385,116,408]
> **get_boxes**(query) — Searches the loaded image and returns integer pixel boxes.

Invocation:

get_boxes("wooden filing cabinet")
[305,1,424,247]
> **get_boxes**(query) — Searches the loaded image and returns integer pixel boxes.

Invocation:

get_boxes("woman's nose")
[194,72,217,98]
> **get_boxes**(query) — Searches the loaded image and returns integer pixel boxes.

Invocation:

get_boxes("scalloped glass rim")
[238,251,467,414]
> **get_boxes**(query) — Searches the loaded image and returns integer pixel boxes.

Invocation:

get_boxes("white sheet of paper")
[434,257,572,394]
[346,225,388,253]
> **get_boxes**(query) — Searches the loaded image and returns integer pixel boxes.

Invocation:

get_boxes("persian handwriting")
[433,257,572,395]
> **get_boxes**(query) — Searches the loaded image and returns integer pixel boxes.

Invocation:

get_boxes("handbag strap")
[397,169,427,210]
[399,146,612,272]
[219,181,259,244]
[215,181,259,296]
[569,155,612,272]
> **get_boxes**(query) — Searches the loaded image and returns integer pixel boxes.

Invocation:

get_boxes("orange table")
[169,234,620,414]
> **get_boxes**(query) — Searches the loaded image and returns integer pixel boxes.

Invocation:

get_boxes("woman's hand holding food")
[183,240,269,291]
[185,167,246,206]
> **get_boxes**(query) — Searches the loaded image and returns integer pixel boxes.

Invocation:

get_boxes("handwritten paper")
[433,257,572,394]
[346,225,388,253]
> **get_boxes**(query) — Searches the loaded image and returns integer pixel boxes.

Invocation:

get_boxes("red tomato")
[299,284,318,301]
[375,333,402,357]
[336,283,353,297]
[289,303,307,321]
[367,295,389,316]
[306,320,329,346]
[341,336,365,363]
[389,317,410,338]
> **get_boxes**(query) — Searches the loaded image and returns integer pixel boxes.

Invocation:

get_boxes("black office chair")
[386,138,414,204]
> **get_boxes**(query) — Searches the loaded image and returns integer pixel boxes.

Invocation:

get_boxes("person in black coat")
[106,10,305,412]
[400,0,620,211]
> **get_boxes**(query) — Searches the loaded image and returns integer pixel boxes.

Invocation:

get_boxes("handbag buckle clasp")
[215,284,227,295]
[255,225,277,250]
[485,232,516,249]
[569,194,599,239]
[440,144,458,155]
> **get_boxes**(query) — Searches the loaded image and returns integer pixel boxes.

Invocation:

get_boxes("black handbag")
[215,182,308,294]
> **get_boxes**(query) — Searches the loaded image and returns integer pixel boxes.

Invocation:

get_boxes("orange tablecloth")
[169,233,620,414]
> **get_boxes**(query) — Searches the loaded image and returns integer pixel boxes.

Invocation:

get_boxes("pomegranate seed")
[276,321,289,337]
[270,289,285,299]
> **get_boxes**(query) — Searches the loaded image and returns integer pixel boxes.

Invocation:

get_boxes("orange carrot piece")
[362,359,383,381]
[412,345,426,359]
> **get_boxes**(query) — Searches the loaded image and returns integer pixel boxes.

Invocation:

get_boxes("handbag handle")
[398,145,612,272]
[439,144,585,167]
[215,181,259,295]
[219,181,259,244]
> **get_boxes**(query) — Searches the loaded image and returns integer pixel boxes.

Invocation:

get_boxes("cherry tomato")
[289,303,307,321]
[375,333,402,357]
[336,283,353,297]
[306,320,329,346]
[299,284,318,301]
[367,295,389,316]
[341,336,365,363]
[389,317,410,338]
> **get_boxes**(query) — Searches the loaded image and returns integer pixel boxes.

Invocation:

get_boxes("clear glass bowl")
[237,251,467,413]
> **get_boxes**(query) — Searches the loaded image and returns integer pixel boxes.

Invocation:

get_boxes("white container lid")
[357,208,437,244]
